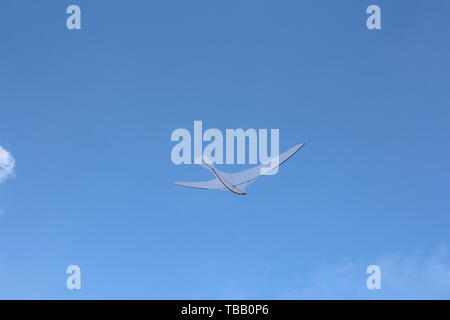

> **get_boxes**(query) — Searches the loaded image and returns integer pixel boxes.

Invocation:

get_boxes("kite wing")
[230,143,305,190]
[174,157,246,194]
[173,179,227,190]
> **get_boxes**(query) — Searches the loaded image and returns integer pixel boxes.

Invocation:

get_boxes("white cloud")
[283,244,450,299]
[0,146,15,184]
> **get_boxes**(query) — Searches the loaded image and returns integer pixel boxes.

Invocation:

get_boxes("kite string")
[231,175,238,282]
[232,192,238,282]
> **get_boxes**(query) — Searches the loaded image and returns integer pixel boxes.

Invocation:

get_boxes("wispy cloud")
[0,146,15,184]
[284,244,450,299]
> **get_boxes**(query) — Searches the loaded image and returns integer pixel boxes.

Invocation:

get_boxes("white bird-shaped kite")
[173,143,305,195]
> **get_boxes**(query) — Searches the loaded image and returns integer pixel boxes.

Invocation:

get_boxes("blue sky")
[1,0,450,299]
